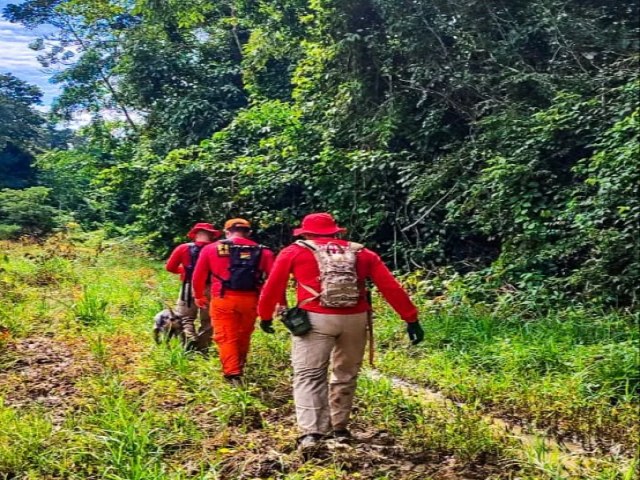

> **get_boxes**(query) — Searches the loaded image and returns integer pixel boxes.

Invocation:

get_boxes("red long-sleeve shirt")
[192,237,276,299]
[165,241,212,281]
[257,238,418,322]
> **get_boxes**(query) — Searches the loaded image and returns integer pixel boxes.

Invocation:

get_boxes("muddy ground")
[0,335,517,479]
[0,336,98,421]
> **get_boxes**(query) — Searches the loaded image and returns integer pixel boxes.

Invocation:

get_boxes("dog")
[153,308,185,345]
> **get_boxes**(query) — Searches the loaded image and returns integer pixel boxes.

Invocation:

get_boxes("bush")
[0,224,21,240]
[0,187,62,237]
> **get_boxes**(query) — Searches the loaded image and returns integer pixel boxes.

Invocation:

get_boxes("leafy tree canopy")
[0,73,45,188]
[4,0,639,306]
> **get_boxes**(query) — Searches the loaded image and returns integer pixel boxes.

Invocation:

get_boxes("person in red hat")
[165,222,221,351]
[192,218,278,383]
[257,212,422,453]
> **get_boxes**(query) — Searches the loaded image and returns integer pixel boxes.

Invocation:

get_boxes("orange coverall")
[192,237,275,377]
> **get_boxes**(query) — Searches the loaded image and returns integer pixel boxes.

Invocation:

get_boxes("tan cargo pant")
[174,286,212,352]
[292,311,368,436]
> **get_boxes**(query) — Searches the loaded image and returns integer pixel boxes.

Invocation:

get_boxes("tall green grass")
[1,237,637,479]
[374,301,639,450]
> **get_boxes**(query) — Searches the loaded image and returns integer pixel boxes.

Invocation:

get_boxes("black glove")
[406,321,424,345]
[260,320,275,334]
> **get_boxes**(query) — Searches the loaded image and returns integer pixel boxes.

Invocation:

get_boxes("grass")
[373,297,640,452]
[0,234,637,479]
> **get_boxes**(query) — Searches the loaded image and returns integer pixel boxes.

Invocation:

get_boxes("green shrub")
[0,187,62,237]
[71,287,110,326]
[0,224,21,240]
[0,403,54,475]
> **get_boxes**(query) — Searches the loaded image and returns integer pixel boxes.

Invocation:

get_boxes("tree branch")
[401,182,458,232]
[63,19,138,132]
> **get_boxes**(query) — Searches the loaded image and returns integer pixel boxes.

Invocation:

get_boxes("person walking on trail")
[257,212,423,453]
[192,218,277,384]
[165,222,222,352]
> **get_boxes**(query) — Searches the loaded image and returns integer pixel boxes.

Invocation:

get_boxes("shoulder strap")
[293,241,321,304]
[297,239,362,252]
[249,243,264,268]
[300,282,320,298]
[186,242,201,266]
[230,242,264,250]
[295,239,317,251]
[347,242,364,252]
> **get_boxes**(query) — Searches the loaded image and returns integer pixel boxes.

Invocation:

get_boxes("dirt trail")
[0,336,98,423]
[0,335,509,479]
[184,407,508,480]
[365,369,627,474]
[3,333,630,479]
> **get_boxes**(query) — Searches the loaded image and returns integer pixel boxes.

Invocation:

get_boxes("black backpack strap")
[254,244,264,263]
[183,242,205,307]
[295,240,317,251]
[188,242,202,269]
[254,245,265,284]
[211,240,232,297]
[183,243,200,278]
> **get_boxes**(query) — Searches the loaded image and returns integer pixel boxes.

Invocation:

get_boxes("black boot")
[297,433,325,457]
[332,429,352,444]
[224,374,243,387]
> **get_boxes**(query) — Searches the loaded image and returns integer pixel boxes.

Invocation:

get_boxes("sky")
[0,0,62,107]
[0,0,137,128]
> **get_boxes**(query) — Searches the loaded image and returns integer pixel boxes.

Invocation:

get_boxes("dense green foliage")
[2,0,639,305]
[0,187,62,238]
[0,72,73,233]
[36,121,142,228]
[0,73,45,189]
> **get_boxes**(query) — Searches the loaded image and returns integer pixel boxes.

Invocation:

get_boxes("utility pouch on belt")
[280,306,312,336]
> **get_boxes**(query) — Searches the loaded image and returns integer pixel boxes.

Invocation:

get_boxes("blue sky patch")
[0,0,62,106]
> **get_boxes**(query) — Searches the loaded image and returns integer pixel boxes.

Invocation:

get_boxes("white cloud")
[0,10,62,105]
[60,108,144,130]
[63,111,92,130]
[0,19,23,29]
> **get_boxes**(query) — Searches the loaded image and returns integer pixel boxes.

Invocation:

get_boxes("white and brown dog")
[153,308,185,345]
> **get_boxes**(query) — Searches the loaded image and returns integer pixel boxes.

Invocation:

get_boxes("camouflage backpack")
[296,240,364,308]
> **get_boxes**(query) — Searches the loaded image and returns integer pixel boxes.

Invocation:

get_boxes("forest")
[0,0,638,479]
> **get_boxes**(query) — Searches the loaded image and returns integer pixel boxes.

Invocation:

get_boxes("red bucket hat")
[293,213,347,237]
[187,222,221,240]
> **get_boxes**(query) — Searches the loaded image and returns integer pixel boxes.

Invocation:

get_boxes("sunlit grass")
[373,298,640,451]
[0,236,637,479]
